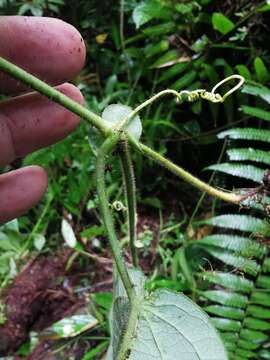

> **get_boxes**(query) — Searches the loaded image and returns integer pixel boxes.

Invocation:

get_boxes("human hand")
[0,16,86,223]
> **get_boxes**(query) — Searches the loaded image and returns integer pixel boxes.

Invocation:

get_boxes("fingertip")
[0,16,87,93]
[0,166,48,223]
[25,165,48,199]
[58,82,84,106]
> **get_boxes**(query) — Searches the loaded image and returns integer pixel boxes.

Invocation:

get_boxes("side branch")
[119,140,138,267]
[96,134,135,301]
[127,134,244,205]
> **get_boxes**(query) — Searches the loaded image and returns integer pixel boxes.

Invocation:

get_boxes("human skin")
[0,16,86,223]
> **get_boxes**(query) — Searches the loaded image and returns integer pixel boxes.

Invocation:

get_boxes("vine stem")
[0,56,109,136]
[116,75,244,130]
[96,133,135,301]
[0,56,245,206]
[127,134,244,204]
[119,139,138,267]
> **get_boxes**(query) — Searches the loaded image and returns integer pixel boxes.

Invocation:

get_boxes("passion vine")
[0,56,245,360]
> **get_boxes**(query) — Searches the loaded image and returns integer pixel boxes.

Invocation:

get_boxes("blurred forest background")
[0,1,270,359]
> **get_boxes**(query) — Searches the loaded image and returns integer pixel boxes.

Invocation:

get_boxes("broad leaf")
[212,13,235,35]
[132,1,171,29]
[107,269,227,359]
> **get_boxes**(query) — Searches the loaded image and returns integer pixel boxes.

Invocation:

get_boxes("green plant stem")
[127,134,244,204]
[118,297,140,360]
[0,56,109,136]
[96,134,135,301]
[119,140,138,267]
[0,56,245,205]
[116,89,183,129]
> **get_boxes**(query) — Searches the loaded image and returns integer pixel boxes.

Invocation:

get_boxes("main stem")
[119,139,138,267]
[96,134,135,301]
[0,56,109,136]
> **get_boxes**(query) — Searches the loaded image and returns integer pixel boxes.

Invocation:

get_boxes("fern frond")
[227,148,270,165]
[200,247,260,276]
[193,234,265,258]
[241,105,270,122]
[198,214,269,234]
[195,214,270,360]
[207,163,264,183]
[218,128,270,143]
[199,271,253,293]
[242,83,270,104]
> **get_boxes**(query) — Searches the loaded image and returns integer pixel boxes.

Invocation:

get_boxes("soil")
[0,252,84,356]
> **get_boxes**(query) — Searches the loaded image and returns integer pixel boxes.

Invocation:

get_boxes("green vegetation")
[0,1,270,359]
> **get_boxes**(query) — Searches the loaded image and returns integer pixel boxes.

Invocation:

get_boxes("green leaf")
[263,258,270,272]
[108,269,227,359]
[212,13,235,34]
[227,148,270,165]
[251,291,270,306]
[254,56,269,84]
[82,340,109,360]
[128,290,227,360]
[221,332,238,343]
[201,247,260,276]
[207,163,264,183]
[33,234,46,251]
[199,215,268,234]
[241,105,270,122]
[145,40,169,58]
[211,317,241,332]
[235,65,251,80]
[236,348,256,358]
[199,271,253,293]
[132,0,171,29]
[150,50,178,68]
[102,104,142,140]
[205,305,245,320]
[218,127,270,143]
[242,83,270,104]
[247,305,270,319]
[259,350,270,359]
[240,328,268,342]
[194,234,265,258]
[143,22,176,36]
[237,339,260,350]
[157,62,190,83]
[244,317,270,331]
[200,290,248,308]
[171,70,197,90]
[256,275,270,289]
[51,314,98,338]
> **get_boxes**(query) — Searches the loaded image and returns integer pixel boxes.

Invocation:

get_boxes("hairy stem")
[127,134,244,204]
[118,297,140,360]
[119,139,138,267]
[0,56,109,136]
[96,134,135,301]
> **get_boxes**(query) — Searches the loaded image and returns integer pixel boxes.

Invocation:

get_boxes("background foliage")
[0,0,269,359]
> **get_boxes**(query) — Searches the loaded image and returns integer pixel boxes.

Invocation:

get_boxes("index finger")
[0,16,86,94]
